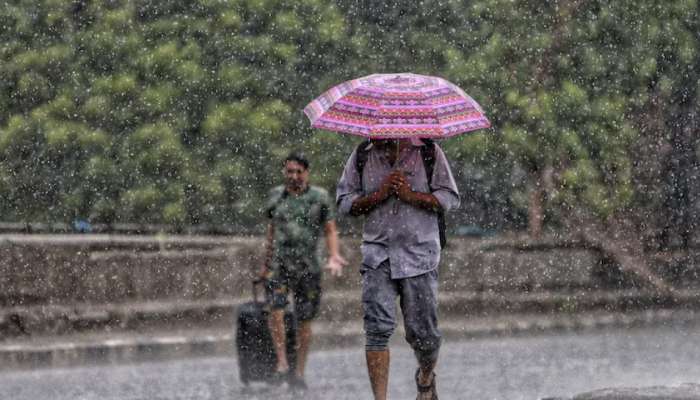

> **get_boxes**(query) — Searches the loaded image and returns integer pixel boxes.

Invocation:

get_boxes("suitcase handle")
[251,278,266,303]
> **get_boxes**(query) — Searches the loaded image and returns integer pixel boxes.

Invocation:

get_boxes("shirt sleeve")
[430,144,460,212]
[264,187,283,219]
[335,149,363,216]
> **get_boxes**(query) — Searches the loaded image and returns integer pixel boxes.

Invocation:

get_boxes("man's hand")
[324,254,348,277]
[389,170,443,212]
[391,171,413,202]
[377,173,396,201]
[349,172,397,216]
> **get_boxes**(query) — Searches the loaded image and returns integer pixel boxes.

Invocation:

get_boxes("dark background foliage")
[1,0,698,248]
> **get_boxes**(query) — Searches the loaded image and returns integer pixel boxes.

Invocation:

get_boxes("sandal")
[415,368,438,400]
[287,375,308,392]
[269,369,289,386]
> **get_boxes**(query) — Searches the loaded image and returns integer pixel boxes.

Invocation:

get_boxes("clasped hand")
[379,170,412,201]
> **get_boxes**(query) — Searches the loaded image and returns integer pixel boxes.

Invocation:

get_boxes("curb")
[1,308,698,371]
[4,288,698,338]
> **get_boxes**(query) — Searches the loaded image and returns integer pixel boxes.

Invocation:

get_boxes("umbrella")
[303,73,490,140]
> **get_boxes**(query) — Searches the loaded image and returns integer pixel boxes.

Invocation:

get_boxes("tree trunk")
[580,229,673,297]
[528,170,545,238]
[564,214,675,297]
[663,110,698,249]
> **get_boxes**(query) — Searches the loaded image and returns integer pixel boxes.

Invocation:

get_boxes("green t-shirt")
[265,185,335,273]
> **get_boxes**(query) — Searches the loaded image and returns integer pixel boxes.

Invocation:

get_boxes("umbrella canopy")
[304,73,490,139]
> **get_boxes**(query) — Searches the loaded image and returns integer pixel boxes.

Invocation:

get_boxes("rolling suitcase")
[235,278,297,385]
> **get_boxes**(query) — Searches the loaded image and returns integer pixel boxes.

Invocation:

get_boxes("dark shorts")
[266,267,322,321]
[361,260,441,362]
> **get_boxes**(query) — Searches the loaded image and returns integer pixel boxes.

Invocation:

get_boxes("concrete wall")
[0,234,610,308]
[3,233,700,338]
[0,236,259,306]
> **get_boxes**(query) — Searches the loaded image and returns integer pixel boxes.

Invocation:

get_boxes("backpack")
[354,139,447,249]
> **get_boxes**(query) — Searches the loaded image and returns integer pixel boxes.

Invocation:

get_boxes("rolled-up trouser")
[361,260,441,365]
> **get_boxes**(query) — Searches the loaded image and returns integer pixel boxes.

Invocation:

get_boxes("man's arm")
[349,174,394,216]
[351,169,444,215]
[426,144,460,212]
[323,220,347,276]
[337,148,384,217]
[260,222,274,278]
[390,144,460,213]
[324,220,341,258]
[392,172,442,212]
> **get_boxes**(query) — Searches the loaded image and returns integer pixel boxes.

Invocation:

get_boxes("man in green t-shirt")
[260,151,347,390]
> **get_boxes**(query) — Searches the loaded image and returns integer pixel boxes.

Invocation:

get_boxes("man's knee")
[293,271,322,321]
[365,328,394,351]
[295,301,320,321]
[266,278,289,310]
[407,333,441,363]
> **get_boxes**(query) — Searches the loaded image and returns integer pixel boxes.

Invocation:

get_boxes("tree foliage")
[1,0,698,244]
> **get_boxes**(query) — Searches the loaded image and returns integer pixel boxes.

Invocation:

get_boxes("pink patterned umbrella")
[304,73,490,139]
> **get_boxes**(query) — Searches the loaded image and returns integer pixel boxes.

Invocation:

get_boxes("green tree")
[0,0,358,229]
[1,0,698,248]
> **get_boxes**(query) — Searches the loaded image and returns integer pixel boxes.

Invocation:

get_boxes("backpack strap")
[419,139,447,249]
[354,140,372,188]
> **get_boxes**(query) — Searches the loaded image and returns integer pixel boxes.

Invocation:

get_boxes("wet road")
[1,324,700,400]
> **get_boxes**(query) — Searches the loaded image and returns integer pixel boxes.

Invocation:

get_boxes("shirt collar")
[283,185,310,197]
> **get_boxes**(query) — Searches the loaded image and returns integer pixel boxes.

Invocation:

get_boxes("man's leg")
[366,349,390,400]
[295,320,312,378]
[416,358,437,399]
[400,269,441,400]
[266,272,290,374]
[290,270,322,385]
[362,261,398,400]
[268,309,289,373]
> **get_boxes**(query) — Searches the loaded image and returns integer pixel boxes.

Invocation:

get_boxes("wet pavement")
[1,324,699,400]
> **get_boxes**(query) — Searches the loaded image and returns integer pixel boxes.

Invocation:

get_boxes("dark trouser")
[361,260,441,365]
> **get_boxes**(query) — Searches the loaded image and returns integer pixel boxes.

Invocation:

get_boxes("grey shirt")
[336,141,460,279]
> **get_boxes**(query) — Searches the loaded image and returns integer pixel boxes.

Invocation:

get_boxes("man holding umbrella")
[305,73,489,400]
[336,137,459,400]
